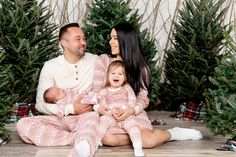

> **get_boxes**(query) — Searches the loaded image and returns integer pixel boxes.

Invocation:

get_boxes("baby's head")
[106,60,127,88]
[44,87,66,103]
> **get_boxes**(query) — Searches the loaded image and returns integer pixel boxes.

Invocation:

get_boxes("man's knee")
[16,118,33,144]
[16,118,27,134]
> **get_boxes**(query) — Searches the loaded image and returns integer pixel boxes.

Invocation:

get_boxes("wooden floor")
[1,111,235,157]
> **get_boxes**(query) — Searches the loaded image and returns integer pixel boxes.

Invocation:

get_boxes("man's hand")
[73,96,93,115]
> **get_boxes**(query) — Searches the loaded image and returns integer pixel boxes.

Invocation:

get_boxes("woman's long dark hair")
[111,23,150,95]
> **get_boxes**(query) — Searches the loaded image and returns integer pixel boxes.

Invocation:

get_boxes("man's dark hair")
[59,23,80,41]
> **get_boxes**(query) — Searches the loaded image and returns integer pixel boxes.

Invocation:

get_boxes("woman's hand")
[114,108,135,122]
[97,105,111,115]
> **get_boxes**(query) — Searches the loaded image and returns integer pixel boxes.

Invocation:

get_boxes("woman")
[93,22,203,148]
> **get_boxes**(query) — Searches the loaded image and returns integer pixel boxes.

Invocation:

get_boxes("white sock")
[75,140,90,157]
[98,141,103,146]
[133,146,144,157]
[167,127,203,141]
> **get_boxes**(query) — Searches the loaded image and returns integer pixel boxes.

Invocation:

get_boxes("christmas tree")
[0,0,58,142]
[83,0,160,109]
[160,0,231,110]
[204,47,236,137]
[0,50,13,143]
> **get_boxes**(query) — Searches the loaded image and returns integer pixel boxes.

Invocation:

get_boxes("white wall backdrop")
[43,0,236,68]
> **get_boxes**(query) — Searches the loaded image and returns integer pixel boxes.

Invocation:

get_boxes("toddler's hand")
[115,108,135,122]
[111,108,122,119]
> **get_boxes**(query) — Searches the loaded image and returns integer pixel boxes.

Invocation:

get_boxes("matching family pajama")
[17,53,100,156]
[93,54,153,134]
[17,53,153,157]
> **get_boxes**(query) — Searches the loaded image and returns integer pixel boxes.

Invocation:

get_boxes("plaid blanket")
[217,136,236,152]
[0,137,7,146]
[9,103,39,123]
[172,101,207,122]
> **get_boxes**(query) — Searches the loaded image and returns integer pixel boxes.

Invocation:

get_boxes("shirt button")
[76,78,78,80]
[76,71,78,74]
[75,65,77,68]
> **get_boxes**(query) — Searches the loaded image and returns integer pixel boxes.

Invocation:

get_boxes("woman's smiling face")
[109,28,120,56]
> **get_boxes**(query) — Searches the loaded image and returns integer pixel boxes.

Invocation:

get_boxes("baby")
[43,87,97,117]
[43,87,76,117]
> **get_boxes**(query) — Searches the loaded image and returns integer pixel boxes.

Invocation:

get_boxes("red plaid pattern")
[173,101,207,122]
[9,103,39,123]
[217,136,236,152]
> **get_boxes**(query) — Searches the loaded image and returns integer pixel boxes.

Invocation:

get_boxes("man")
[17,23,98,157]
